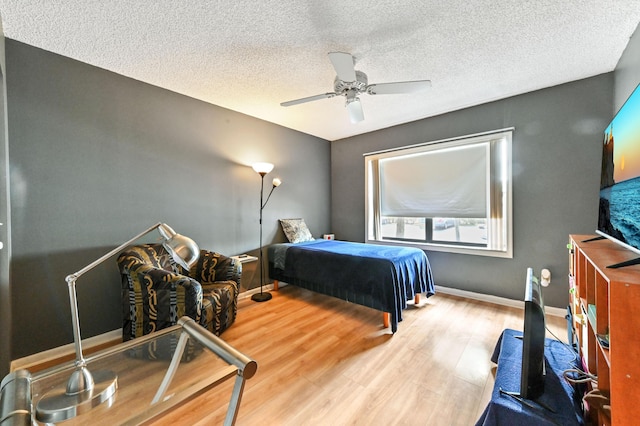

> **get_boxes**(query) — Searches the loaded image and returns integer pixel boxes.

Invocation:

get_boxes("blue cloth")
[476,329,584,426]
[270,240,435,332]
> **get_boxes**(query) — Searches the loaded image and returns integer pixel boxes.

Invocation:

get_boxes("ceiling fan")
[280,51,431,123]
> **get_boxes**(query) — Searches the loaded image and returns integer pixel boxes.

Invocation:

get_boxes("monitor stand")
[500,388,556,413]
[607,257,640,269]
[580,236,640,268]
[582,235,606,243]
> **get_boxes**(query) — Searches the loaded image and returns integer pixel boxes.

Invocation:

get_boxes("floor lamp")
[35,222,200,423]
[251,162,281,302]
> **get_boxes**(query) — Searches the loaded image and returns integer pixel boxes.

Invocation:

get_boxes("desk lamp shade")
[158,223,200,269]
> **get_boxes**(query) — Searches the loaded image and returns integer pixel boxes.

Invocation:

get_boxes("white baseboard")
[435,285,567,318]
[11,329,122,373]
[239,282,566,318]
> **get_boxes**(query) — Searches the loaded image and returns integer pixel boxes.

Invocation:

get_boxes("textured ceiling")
[0,1,639,141]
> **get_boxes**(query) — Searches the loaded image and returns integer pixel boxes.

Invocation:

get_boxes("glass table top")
[28,318,256,425]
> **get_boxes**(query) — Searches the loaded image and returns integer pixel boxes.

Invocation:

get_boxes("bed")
[267,239,435,333]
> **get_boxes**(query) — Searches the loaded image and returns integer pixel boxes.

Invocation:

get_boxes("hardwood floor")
[160,285,568,426]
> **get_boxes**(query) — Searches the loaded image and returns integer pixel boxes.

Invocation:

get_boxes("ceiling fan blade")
[346,98,364,123]
[328,51,357,82]
[367,80,432,95]
[280,92,337,107]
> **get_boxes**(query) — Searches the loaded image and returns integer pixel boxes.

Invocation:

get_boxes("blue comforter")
[268,239,435,332]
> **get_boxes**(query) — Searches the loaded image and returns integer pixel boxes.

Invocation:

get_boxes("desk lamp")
[35,223,199,423]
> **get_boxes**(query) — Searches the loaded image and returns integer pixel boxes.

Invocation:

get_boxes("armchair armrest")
[188,250,242,287]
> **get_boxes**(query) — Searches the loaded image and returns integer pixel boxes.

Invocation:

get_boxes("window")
[365,129,512,257]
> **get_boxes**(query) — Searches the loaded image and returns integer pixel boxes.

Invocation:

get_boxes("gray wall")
[6,40,330,359]
[615,25,640,111]
[331,74,614,308]
[0,16,12,377]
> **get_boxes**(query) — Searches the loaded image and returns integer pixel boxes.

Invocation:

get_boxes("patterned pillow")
[279,218,315,243]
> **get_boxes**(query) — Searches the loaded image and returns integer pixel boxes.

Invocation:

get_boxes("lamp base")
[251,291,272,302]
[36,369,118,423]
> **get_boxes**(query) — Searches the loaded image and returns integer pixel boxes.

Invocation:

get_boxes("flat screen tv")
[520,267,546,400]
[597,83,640,268]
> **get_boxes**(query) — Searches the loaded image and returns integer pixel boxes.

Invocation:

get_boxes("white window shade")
[379,143,488,218]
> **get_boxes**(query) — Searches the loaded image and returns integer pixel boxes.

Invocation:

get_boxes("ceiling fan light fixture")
[346,97,364,123]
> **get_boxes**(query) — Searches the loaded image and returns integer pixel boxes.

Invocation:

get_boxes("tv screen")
[597,83,640,261]
[520,267,546,400]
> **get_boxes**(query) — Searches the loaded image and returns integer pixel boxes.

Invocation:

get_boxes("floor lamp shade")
[252,162,274,175]
[35,223,199,423]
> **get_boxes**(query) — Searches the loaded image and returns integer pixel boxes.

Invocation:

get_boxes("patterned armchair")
[117,243,240,341]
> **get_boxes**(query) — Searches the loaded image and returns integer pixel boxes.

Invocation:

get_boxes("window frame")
[364,128,513,258]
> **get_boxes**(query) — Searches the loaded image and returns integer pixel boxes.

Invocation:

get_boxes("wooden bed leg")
[383,312,390,328]
[273,280,279,291]
[414,294,421,305]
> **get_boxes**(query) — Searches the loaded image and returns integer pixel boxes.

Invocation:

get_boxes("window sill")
[366,238,513,258]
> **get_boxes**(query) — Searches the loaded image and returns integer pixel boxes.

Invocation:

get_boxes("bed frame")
[267,240,435,332]
[272,280,422,328]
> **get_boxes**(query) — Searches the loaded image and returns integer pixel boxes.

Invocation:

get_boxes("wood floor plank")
[153,285,568,425]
